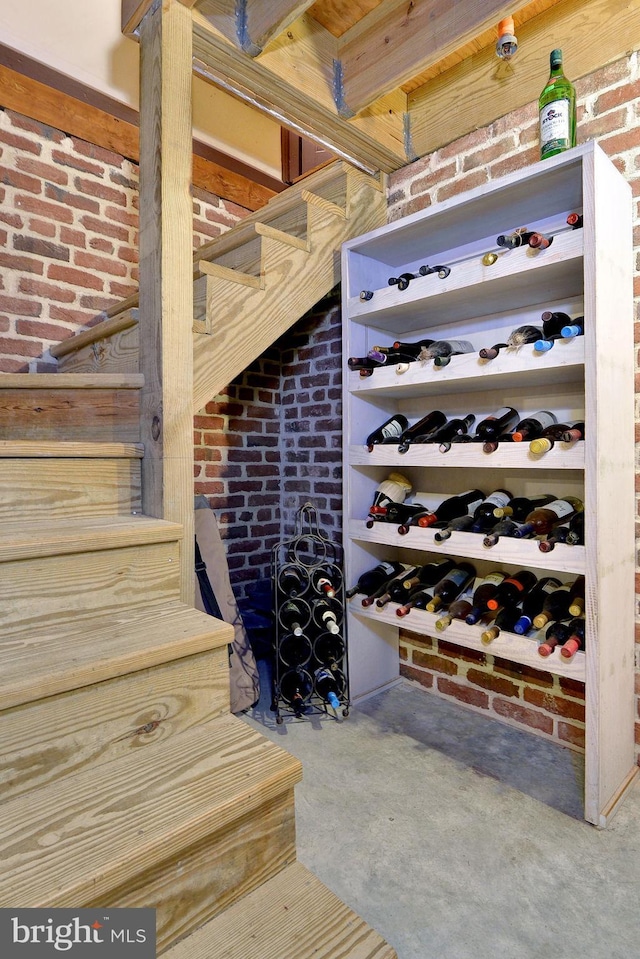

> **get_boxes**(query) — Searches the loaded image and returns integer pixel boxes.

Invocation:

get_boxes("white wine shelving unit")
[341,141,637,826]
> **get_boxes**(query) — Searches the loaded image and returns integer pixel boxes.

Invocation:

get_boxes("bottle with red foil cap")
[486,569,537,612]
[560,618,585,658]
[511,410,558,442]
[538,620,573,657]
[417,489,484,529]
[425,562,476,613]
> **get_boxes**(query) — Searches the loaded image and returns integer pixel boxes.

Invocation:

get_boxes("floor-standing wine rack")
[341,141,637,826]
[271,502,350,723]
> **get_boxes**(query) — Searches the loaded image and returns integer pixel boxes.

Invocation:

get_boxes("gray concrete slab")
[243,663,640,959]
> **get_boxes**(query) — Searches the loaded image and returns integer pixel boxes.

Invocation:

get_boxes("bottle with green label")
[539,49,576,160]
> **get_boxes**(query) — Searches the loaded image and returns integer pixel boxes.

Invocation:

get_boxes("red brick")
[0,294,42,317]
[89,237,115,254]
[18,277,76,303]
[492,698,554,734]
[557,722,586,750]
[17,156,69,185]
[6,112,65,143]
[466,667,519,698]
[70,138,125,168]
[14,236,70,261]
[0,211,23,228]
[400,664,435,689]
[0,356,30,371]
[73,250,127,277]
[523,687,586,722]
[117,245,138,263]
[74,176,126,206]
[29,218,57,237]
[51,149,106,177]
[14,194,74,224]
[44,183,100,214]
[437,677,489,709]
[16,319,75,340]
[0,250,44,274]
[0,336,42,356]
[49,304,101,324]
[0,128,42,155]
[104,205,138,228]
[108,280,138,298]
[47,264,104,291]
[79,214,129,241]
[0,165,42,194]
[60,227,86,248]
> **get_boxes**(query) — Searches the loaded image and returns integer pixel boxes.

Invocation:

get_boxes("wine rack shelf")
[341,141,636,826]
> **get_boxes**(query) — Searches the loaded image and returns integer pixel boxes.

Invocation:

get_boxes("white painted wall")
[1,0,282,178]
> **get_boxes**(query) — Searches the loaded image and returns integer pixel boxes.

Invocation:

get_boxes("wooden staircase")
[0,161,396,957]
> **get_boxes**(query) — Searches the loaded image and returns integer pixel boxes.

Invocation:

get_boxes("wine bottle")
[482,431,515,454]
[534,311,572,352]
[384,501,431,528]
[278,564,308,597]
[345,560,405,599]
[367,472,413,520]
[391,338,436,358]
[474,408,519,442]
[420,413,476,448]
[481,604,522,644]
[470,489,513,532]
[278,632,313,668]
[532,586,573,629]
[478,325,542,359]
[311,598,342,634]
[396,585,435,617]
[496,229,536,249]
[538,620,573,657]
[375,566,421,608]
[560,316,584,338]
[567,212,583,229]
[280,667,313,715]
[539,48,577,161]
[367,343,434,367]
[314,666,342,711]
[433,513,476,542]
[512,576,563,634]
[560,617,585,658]
[421,340,475,366]
[482,517,522,547]
[348,355,385,372]
[279,598,311,636]
[561,421,585,443]
[529,422,580,454]
[417,489,485,529]
[465,571,508,624]
[511,411,558,441]
[361,565,412,607]
[398,558,456,595]
[486,569,538,611]
[567,575,586,616]
[514,496,584,539]
[538,510,584,552]
[314,632,345,667]
[435,598,474,632]
[310,567,338,599]
[365,414,409,451]
[529,231,553,249]
[398,410,447,453]
[493,493,555,521]
[397,507,437,535]
[425,562,476,613]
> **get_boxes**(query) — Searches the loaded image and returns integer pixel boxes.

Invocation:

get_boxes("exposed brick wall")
[195,290,343,599]
[391,52,640,760]
[0,108,246,371]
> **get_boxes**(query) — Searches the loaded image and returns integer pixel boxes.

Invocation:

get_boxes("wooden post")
[139,0,195,604]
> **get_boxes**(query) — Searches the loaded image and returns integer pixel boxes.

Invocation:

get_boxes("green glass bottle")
[539,49,576,160]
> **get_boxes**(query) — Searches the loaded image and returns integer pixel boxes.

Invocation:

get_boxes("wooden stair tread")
[0,440,144,458]
[50,310,139,360]
[0,602,232,711]
[0,514,183,562]
[0,373,144,389]
[164,860,397,959]
[0,715,303,907]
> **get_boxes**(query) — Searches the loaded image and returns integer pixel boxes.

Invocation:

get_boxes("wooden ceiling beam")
[336,0,532,116]
[122,0,198,37]
[240,0,319,54]
[191,15,407,173]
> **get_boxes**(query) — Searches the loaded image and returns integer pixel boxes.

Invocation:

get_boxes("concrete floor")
[242,662,640,959]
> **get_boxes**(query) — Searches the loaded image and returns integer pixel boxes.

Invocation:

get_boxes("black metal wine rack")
[270,502,350,723]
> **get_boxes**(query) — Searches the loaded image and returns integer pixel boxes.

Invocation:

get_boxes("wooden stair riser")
[0,647,230,801]
[0,457,142,520]
[1,541,181,637]
[0,388,140,441]
[93,790,296,955]
[56,324,140,375]
[0,717,302,909]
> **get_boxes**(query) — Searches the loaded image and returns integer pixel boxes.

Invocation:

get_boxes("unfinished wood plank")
[0,441,143,458]
[0,388,141,442]
[96,791,296,953]
[54,326,141,375]
[0,715,302,908]
[139,0,194,604]
[1,646,230,800]
[199,260,264,288]
[0,373,143,389]
[163,860,398,959]
[302,189,347,219]
[254,222,309,250]
[50,310,139,359]
[241,0,317,54]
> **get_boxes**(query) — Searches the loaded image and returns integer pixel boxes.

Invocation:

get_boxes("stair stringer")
[192,170,387,412]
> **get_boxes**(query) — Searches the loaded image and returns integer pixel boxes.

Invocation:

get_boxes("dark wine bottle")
[397,558,456,595]
[367,472,413,521]
[534,311,572,352]
[481,604,523,643]
[486,570,538,611]
[538,620,573,657]
[435,598,474,632]
[421,340,475,366]
[478,325,542,359]
[278,598,311,636]
[560,617,585,658]
[561,421,585,443]
[567,575,586,616]
[567,212,583,229]
[314,666,342,710]
[396,585,435,617]
[345,560,405,599]
[314,632,345,667]
[425,562,476,613]
[433,513,476,542]
[496,229,536,249]
[474,408,519,442]
[391,338,436,358]
[482,517,522,547]
[417,489,485,529]
[397,410,447,453]
[361,565,412,608]
[310,567,338,599]
[348,355,385,372]
[397,507,438,535]
[470,489,513,532]
[376,566,421,608]
[482,431,515,454]
[532,586,573,629]
[560,316,584,338]
[420,413,476,448]
[311,597,342,634]
[529,422,581,455]
[493,493,555,522]
[528,231,553,249]
[280,667,313,715]
[512,577,563,634]
[278,565,309,597]
[514,496,584,539]
[365,414,410,451]
[384,501,431,528]
[511,411,558,442]
[538,511,584,552]
[278,632,313,668]
[465,570,508,624]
